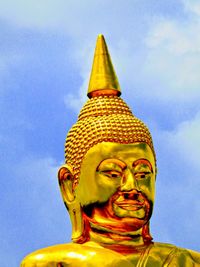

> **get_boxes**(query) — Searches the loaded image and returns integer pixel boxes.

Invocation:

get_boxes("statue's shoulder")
[151,242,200,266]
[20,243,78,266]
[20,242,133,267]
[20,242,200,267]
[186,248,200,265]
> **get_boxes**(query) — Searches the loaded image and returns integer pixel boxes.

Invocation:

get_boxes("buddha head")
[58,35,156,246]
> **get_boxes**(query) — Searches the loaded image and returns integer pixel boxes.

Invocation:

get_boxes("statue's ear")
[58,165,84,241]
[58,164,75,204]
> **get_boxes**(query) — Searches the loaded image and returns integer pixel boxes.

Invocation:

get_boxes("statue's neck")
[87,221,152,253]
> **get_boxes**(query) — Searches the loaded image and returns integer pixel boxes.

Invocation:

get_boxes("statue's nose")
[123,191,140,200]
[120,169,139,192]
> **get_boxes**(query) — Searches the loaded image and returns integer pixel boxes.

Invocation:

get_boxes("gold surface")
[21,35,200,266]
[87,34,121,98]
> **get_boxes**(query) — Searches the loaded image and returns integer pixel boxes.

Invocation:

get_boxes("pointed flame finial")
[87,34,121,98]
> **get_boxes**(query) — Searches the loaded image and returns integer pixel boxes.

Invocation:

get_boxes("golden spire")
[87,34,121,98]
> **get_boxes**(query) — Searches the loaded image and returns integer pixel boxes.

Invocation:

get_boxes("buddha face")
[75,142,156,233]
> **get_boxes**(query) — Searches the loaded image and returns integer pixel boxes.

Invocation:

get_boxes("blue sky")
[1,0,200,266]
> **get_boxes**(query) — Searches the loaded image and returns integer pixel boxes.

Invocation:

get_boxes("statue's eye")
[134,172,151,179]
[101,170,122,178]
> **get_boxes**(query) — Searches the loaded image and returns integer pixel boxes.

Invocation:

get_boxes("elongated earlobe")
[58,164,75,204]
[58,164,84,242]
[142,222,152,243]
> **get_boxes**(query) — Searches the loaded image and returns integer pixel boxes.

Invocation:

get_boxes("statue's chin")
[83,209,149,235]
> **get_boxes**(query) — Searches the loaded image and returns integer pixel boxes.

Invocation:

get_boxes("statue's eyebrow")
[132,159,153,173]
[97,158,126,171]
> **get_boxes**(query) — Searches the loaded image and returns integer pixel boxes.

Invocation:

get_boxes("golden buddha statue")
[21,35,200,267]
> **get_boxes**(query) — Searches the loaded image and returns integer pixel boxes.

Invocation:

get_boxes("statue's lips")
[114,200,145,211]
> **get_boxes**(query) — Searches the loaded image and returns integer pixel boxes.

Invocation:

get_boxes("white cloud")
[0,0,126,36]
[64,84,87,113]
[183,0,200,16]
[144,11,200,100]
[64,40,93,112]
[168,111,200,170]
[0,0,64,30]
[146,20,193,54]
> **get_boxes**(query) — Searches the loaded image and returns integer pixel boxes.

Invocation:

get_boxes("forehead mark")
[133,159,153,173]
[97,158,127,171]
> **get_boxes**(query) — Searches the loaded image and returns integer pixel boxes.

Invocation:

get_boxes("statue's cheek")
[95,173,121,202]
[137,176,155,202]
